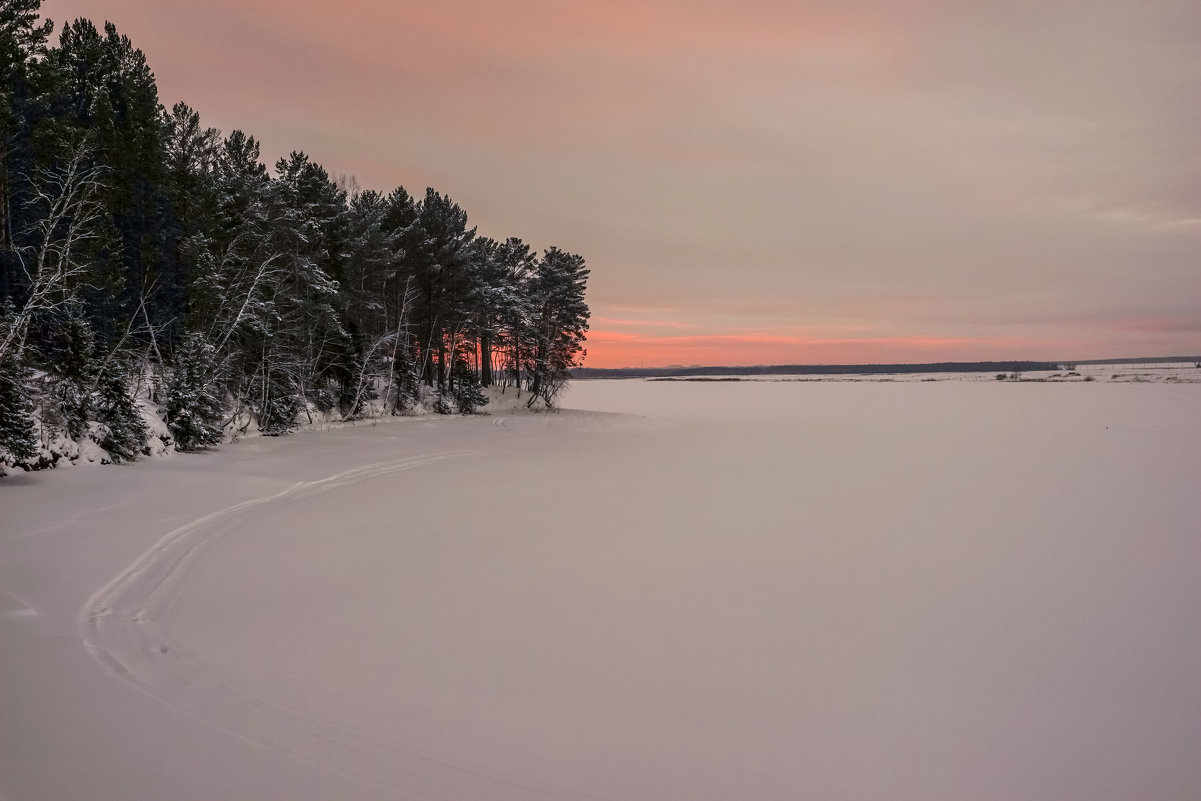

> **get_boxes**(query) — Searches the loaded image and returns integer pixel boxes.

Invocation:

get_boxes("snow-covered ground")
[2,373,1199,801]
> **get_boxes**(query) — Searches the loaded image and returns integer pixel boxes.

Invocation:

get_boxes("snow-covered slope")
[2,377,1199,800]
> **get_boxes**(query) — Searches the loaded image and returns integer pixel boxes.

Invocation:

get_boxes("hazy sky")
[43,0,1201,366]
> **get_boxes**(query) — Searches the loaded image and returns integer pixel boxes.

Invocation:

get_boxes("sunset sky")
[43,0,1201,367]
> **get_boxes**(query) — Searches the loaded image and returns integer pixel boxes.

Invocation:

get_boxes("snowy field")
[2,371,1199,801]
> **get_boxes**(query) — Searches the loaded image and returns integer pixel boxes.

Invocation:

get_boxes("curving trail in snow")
[4,378,1196,800]
[76,450,608,801]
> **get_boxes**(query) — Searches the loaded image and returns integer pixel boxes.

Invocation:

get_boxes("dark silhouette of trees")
[525,247,590,408]
[0,2,590,470]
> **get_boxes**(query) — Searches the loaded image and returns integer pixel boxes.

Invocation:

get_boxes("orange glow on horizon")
[581,330,1080,368]
[36,1,1199,371]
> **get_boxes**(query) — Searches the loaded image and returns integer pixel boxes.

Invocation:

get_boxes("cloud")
[42,0,1201,365]
[592,317,694,329]
[583,330,1063,368]
[1110,316,1201,334]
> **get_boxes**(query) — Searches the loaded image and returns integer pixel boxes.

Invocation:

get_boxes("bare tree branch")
[1,141,106,361]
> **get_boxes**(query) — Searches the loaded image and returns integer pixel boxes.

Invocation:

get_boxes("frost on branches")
[0,3,591,474]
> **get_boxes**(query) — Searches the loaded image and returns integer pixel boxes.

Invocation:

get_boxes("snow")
[2,373,1199,800]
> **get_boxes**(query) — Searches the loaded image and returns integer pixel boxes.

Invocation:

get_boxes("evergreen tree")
[406,188,476,390]
[162,101,221,331]
[0,351,38,474]
[342,188,394,335]
[389,347,420,414]
[0,0,52,260]
[526,247,589,408]
[268,151,348,413]
[164,332,223,450]
[451,355,488,414]
[91,359,147,462]
[491,237,536,391]
[198,130,276,363]
[38,309,96,438]
[39,19,176,344]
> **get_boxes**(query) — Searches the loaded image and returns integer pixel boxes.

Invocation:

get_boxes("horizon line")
[575,355,1201,372]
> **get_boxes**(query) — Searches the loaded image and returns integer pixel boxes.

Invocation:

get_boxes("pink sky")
[42,0,1201,367]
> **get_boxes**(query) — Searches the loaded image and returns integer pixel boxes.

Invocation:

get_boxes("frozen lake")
[3,375,1199,800]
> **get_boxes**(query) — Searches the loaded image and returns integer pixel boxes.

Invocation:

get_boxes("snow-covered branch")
[1,142,106,362]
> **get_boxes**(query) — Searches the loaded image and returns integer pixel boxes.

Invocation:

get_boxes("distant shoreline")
[572,356,1201,379]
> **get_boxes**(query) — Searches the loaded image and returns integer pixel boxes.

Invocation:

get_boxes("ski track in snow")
[77,450,610,801]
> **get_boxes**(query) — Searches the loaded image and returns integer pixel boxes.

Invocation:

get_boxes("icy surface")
[2,376,1199,800]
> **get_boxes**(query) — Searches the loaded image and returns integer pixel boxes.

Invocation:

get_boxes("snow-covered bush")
[431,391,454,415]
[164,333,225,450]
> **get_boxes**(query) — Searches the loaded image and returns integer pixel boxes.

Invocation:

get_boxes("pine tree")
[451,356,488,414]
[40,19,176,344]
[91,360,147,462]
[0,0,53,260]
[268,151,349,415]
[526,247,589,408]
[0,352,38,475]
[406,189,477,390]
[164,332,224,450]
[390,353,420,413]
[491,237,536,392]
[40,311,97,439]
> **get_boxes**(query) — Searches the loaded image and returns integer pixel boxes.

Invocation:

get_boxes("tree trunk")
[513,339,521,396]
[0,163,10,253]
[529,350,542,401]
[419,324,434,387]
[436,333,446,391]
[480,332,493,387]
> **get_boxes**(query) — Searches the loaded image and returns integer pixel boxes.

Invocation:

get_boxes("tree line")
[0,1,590,472]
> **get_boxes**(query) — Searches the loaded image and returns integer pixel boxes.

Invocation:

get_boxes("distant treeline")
[573,362,1059,379]
[1070,356,1201,366]
[1,1,589,471]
